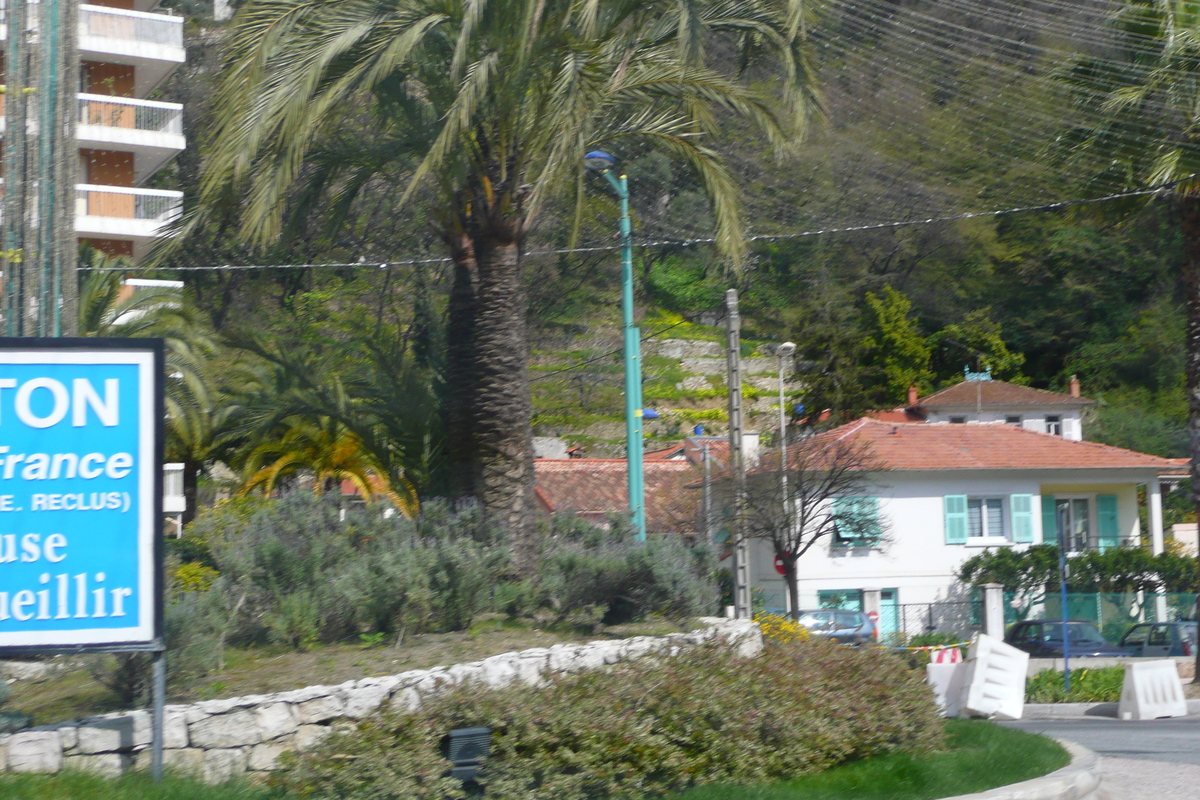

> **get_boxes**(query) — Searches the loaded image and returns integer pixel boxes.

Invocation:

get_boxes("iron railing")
[78,4,183,50]
[75,184,182,223]
[77,94,183,136]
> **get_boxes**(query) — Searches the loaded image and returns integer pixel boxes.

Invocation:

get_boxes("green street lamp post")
[585,150,646,541]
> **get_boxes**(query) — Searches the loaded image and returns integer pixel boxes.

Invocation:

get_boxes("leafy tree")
[741,430,884,620]
[860,285,932,405]
[193,0,823,565]
[1057,0,1200,675]
[928,309,1027,386]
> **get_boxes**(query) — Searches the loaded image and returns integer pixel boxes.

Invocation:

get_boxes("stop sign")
[867,610,879,623]
[773,557,786,575]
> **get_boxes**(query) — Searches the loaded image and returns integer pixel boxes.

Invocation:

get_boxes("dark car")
[1005,620,1127,658]
[1119,622,1198,657]
[795,609,876,645]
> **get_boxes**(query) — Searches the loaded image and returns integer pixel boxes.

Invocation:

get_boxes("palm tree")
[194,0,823,558]
[239,415,417,514]
[79,267,225,524]
[1058,0,1200,677]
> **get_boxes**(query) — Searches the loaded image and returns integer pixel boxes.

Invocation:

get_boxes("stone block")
[7,731,63,773]
[548,644,581,673]
[516,655,546,686]
[296,693,345,724]
[78,711,149,754]
[202,748,248,784]
[248,741,292,771]
[343,682,391,718]
[58,726,78,752]
[389,688,421,713]
[447,662,483,686]
[165,709,190,749]
[480,655,518,688]
[255,703,298,741]
[63,753,129,778]
[189,710,262,749]
[295,725,332,751]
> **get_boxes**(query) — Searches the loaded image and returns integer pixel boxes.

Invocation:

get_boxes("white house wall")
[753,467,1161,612]
[922,408,1084,440]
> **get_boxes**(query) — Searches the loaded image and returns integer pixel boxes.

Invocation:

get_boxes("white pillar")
[981,583,1005,640]
[1149,480,1165,556]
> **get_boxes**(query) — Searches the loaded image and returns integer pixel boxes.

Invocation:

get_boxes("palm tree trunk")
[473,226,536,571]
[1180,194,1200,682]
[443,233,480,500]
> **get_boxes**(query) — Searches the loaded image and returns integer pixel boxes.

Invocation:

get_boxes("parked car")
[1119,622,1198,657]
[1005,620,1127,658]
[795,609,877,645]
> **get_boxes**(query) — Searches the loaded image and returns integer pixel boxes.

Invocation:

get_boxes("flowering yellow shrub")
[754,611,811,643]
[174,562,219,594]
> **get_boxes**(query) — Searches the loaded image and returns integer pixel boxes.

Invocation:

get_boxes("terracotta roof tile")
[915,380,1093,408]
[794,419,1177,472]
[535,458,700,534]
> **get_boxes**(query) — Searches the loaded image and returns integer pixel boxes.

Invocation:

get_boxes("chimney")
[1069,375,1081,398]
[906,384,919,406]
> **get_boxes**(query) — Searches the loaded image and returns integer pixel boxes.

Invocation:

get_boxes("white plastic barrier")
[961,633,1029,720]
[925,662,968,717]
[1118,659,1187,721]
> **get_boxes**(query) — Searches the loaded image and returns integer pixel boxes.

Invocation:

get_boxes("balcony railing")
[78,94,183,136]
[78,4,183,50]
[76,184,182,223]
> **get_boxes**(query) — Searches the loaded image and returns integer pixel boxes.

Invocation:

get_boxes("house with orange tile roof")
[871,369,1095,440]
[744,417,1184,638]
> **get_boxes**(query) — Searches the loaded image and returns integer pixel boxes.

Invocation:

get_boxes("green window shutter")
[1097,494,1119,552]
[1041,495,1057,546]
[861,497,880,541]
[1010,494,1034,543]
[944,495,968,545]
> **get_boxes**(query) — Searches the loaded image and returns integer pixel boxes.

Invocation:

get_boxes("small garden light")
[443,726,493,787]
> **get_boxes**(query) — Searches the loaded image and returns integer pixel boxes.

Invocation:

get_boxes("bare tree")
[741,433,885,620]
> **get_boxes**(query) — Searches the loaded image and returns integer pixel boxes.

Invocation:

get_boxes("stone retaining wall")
[0,618,760,783]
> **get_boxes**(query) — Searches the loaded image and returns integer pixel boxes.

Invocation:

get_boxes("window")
[832,497,881,544]
[949,416,967,424]
[163,466,183,498]
[1045,415,1062,436]
[1005,415,1021,425]
[1056,498,1090,551]
[967,498,1005,539]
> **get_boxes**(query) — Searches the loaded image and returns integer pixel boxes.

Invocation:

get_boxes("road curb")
[1023,699,1200,720]
[938,739,1102,800]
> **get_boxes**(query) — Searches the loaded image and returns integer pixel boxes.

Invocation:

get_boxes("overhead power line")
[84,175,1192,273]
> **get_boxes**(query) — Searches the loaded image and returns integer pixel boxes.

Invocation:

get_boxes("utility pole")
[726,289,750,619]
[2,0,78,337]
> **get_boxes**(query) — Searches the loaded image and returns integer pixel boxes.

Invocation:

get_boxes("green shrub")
[277,641,945,800]
[1025,666,1125,703]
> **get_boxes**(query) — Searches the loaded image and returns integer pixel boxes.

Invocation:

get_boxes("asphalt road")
[1002,715,1200,767]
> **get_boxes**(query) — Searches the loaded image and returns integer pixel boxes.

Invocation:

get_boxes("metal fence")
[79,4,183,49]
[78,95,183,136]
[886,600,982,645]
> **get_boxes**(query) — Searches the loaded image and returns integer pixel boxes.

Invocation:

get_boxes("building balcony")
[77,94,186,180]
[78,5,186,94]
[75,184,183,258]
[0,4,185,95]
[0,93,185,181]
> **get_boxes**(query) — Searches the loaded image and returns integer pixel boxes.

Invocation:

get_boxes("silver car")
[796,609,877,645]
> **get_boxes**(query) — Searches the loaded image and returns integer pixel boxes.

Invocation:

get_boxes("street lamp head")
[584,150,616,171]
[777,341,797,358]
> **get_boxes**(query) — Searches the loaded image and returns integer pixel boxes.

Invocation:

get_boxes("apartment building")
[4,0,186,262]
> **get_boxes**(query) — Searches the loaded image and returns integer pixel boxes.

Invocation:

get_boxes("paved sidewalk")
[1097,756,1200,800]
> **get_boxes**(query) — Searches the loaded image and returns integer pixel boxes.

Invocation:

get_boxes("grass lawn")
[672,720,1069,800]
[8,616,696,727]
[0,771,280,800]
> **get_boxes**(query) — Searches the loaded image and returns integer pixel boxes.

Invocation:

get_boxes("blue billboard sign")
[0,341,162,650]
